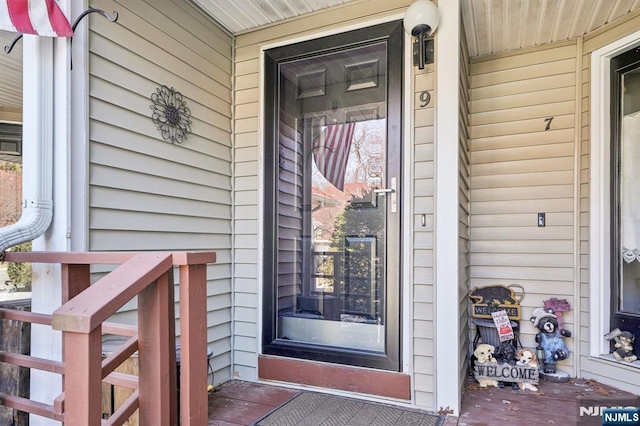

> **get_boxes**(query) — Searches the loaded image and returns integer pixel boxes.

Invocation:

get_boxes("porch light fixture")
[403,0,439,70]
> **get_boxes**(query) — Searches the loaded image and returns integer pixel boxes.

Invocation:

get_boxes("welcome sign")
[469,285,523,320]
[474,362,539,384]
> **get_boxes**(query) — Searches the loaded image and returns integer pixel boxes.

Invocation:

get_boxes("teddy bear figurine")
[530,307,571,374]
[473,343,499,388]
[613,331,638,363]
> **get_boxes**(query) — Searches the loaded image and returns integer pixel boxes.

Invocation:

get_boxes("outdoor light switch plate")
[538,213,545,227]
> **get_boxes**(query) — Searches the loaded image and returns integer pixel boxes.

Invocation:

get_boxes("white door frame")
[589,28,640,357]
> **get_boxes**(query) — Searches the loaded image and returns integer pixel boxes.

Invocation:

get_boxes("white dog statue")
[473,344,499,388]
[516,348,539,391]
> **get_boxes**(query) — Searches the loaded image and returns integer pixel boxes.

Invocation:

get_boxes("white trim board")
[402,28,415,378]
[589,29,640,358]
[70,0,90,252]
[434,0,461,416]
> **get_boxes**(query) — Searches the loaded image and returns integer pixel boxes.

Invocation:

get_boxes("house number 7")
[544,116,554,131]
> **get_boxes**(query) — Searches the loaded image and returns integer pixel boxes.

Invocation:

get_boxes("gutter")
[0,7,119,256]
[0,37,54,256]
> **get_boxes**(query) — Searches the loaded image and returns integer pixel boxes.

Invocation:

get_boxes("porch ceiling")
[196,0,640,58]
[463,0,640,57]
[192,0,358,34]
[0,30,22,163]
[0,30,22,120]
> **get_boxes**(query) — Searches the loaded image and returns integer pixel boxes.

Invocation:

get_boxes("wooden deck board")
[207,381,299,426]
[208,377,639,425]
[459,375,639,426]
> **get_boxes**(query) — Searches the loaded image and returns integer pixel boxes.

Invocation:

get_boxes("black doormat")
[254,391,444,426]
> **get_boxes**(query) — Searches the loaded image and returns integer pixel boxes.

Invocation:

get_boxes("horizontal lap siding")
[88,0,233,384]
[232,34,260,380]
[469,42,578,375]
[413,62,435,409]
[458,30,471,390]
[579,11,640,392]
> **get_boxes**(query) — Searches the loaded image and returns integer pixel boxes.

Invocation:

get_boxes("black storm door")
[262,20,403,371]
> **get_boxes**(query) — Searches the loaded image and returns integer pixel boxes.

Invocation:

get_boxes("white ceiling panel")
[462,0,640,57]
[0,31,22,163]
[195,1,640,57]
[0,30,22,119]
[193,0,357,33]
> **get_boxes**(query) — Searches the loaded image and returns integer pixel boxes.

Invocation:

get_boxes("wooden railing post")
[137,271,178,426]
[60,263,91,395]
[62,328,102,426]
[61,263,91,303]
[178,263,208,426]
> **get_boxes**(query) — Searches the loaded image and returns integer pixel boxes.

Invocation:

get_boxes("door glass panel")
[275,42,388,352]
[619,68,640,314]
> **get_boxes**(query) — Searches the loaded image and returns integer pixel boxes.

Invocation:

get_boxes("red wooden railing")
[0,251,215,426]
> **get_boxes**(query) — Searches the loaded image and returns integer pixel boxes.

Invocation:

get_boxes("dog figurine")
[516,348,538,391]
[473,344,499,388]
[494,342,519,389]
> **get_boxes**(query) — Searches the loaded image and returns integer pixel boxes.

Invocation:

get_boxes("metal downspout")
[0,198,53,254]
[0,37,54,256]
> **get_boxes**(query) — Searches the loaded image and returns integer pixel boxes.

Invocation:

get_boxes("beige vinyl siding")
[88,0,233,383]
[413,61,435,409]
[458,28,471,389]
[579,10,640,393]
[233,0,438,407]
[469,41,578,375]
[233,35,260,379]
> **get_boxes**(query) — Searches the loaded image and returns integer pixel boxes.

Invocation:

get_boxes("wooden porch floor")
[207,376,639,425]
[207,381,299,425]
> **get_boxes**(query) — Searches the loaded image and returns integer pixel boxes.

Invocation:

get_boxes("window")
[609,47,640,358]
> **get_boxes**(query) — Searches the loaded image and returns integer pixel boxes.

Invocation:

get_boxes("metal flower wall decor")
[150,85,192,144]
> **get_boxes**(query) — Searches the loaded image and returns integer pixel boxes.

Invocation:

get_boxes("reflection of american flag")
[0,0,73,37]
[313,123,356,191]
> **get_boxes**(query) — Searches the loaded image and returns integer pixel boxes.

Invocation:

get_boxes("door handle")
[373,178,397,213]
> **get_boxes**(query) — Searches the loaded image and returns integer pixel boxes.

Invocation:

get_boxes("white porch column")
[434,0,461,416]
[23,32,63,426]
[27,0,88,424]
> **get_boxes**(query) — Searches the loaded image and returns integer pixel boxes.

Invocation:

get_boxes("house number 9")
[419,91,431,107]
